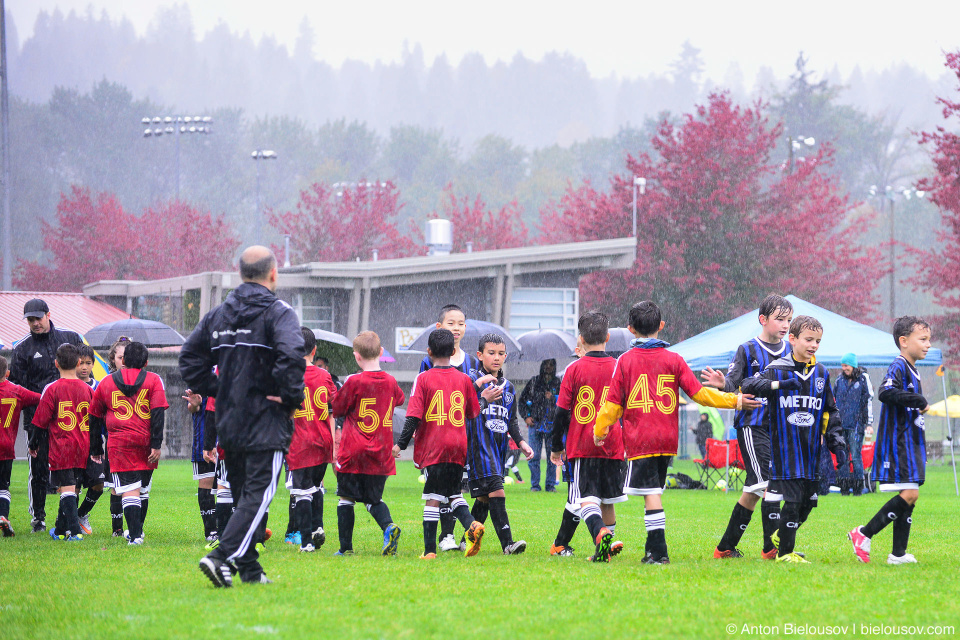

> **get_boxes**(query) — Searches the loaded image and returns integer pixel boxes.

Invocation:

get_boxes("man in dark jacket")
[833,353,873,496]
[519,358,560,492]
[180,247,305,587]
[8,298,83,532]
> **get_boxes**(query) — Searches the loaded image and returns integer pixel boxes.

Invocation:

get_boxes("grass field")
[2,459,958,640]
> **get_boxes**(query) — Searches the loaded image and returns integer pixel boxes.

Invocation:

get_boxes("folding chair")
[694,439,744,491]
[830,442,877,493]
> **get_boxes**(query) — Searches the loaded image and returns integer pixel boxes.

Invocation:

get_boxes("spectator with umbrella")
[519,358,561,492]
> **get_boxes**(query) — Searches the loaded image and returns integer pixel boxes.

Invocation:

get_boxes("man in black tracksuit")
[8,299,83,531]
[179,247,305,587]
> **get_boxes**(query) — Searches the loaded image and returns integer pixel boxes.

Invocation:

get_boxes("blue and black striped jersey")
[191,397,209,464]
[874,356,927,485]
[725,338,789,429]
[466,368,522,480]
[741,357,840,481]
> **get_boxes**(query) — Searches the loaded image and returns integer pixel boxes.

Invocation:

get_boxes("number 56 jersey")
[89,368,168,472]
[332,370,405,476]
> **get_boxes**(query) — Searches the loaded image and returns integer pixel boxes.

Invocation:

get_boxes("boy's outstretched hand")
[739,393,762,410]
[391,444,402,458]
[480,382,503,402]
[520,441,534,461]
[182,389,202,413]
[700,367,726,389]
[550,450,564,466]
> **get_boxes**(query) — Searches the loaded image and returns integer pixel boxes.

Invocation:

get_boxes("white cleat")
[887,553,917,565]
[438,534,459,552]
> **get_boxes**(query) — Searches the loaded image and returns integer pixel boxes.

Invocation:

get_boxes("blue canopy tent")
[671,295,942,369]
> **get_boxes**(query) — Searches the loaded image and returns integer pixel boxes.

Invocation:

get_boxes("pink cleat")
[848,526,871,563]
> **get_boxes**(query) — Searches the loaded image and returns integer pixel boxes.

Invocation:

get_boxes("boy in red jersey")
[394,329,482,559]
[89,342,168,545]
[288,327,337,553]
[594,301,758,564]
[0,356,41,536]
[332,331,405,556]
[29,344,96,541]
[549,311,625,562]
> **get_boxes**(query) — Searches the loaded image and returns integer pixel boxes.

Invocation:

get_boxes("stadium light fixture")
[252,149,278,243]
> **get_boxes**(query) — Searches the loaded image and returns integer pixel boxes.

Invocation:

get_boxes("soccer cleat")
[419,552,436,560]
[127,537,143,546]
[438,534,459,552]
[592,527,613,563]
[205,533,218,543]
[887,553,917,565]
[513,470,524,483]
[66,534,84,542]
[284,532,300,545]
[299,543,316,553]
[641,551,670,565]
[78,514,92,536]
[31,519,46,534]
[610,541,624,558]
[112,529,124,538]
[312,527,326,549]
[503,540,527,555]
[545,487,557,493]
[199,556,234,588]
[0,516,14,537]
[714,547,744,559]
[204,538,220,551]
[255,542,265,554]
[761,548,778,560]
[333,549,355,557]
[252,574,273,584]
[48,526,60,541]
[775,552,810,564]
[848,526,871,563]
[549,544,574,556]
[382,523,401,556]
[464,521,485,557]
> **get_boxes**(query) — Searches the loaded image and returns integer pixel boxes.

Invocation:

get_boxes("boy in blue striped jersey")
[462,333,533,554]
[701,294,792,559]
[741,315,847,563]
[848,317,931,565]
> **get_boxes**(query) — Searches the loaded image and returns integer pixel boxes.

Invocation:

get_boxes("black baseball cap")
[23,298,50,319]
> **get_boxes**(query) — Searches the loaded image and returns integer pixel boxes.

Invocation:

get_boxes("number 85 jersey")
[557,353,623,460]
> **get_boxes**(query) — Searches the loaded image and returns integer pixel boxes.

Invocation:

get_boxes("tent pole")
[940,369,958,496]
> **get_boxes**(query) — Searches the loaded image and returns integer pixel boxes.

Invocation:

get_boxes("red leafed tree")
[538,92,885,340]
[432,188,528,252]
[269,181,419,263]
[910,51,960,361]
[15,186,239,292]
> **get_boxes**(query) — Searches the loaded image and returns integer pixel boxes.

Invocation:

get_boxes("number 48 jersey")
[332,370,405,476]
[405,366,481,469]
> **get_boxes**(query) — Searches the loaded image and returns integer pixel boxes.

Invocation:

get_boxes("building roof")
[0,291,132,347]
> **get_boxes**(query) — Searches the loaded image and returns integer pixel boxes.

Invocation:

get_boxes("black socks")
[77,487,102,518]
[554,506,580,547]
[862,495,910,538]
[760,500,781,553]
[367,501,393,532]
[718,502,753,552]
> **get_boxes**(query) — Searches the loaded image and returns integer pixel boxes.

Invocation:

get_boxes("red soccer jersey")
[287,365,337,470]
[0,380,41,461]
[558,353,623,460]
[332,370,405,475]
[31,378,93,470]
[90,369,169,472]
[405,367,481,469]
[607,346,701,459]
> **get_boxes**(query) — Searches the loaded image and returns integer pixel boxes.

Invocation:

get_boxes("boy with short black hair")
[89,341,168,545]
[848,316,931,565]
[74,344,105,535]
[462,333,534,555]
[700,294,793,559]
[332,330,405,556]
[594,301,756,564]
[29,344,96,541]
[395,328,483,559]
[550,310,625,562]
[289,326,337,553]
[741,315,847,563]
[0,356,41,537]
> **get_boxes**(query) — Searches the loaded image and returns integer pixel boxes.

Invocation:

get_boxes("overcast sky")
[9,0,960,82]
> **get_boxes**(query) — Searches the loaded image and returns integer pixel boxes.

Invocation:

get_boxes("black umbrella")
[405,319,522,362]
[517,329,577,362]
[605,327,635,356]
[83,319,185,349]
[312,329,357,375]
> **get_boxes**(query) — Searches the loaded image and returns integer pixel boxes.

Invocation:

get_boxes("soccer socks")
[367,501,393,532]
[295,495,313,547]
[438,507,456,541]
[862,495,910,539]
[581,503,605,541]
[312,490,324,531]
[337,499,356,552]
[553,503,581,548]
[644,509,667,558]
[197,488,217,537]
[423,505,440,555]
[487,497,513,550]
[470,499,490,524]
[0,489,10,519]
[140,490,149,526]
[892,505,914,557]
[449,497,475,529]
[777,502,801,556]
[286,495,297,535]
[216,489,234,535]
[718,502,753,552]
[110,493,124,534]
[761,500,781,553]
[122,496,143,541]
[58,492,80,537]
[77,487,102,518]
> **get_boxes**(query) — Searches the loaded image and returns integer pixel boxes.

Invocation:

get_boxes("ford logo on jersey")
[787,411,815,427]
[915,415,925,430]
[486,419,508,434]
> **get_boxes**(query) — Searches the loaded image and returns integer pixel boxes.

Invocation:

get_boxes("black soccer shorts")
[765,478,819,506]
[624,456,671,496]
[111,470,153,494]
[737,425,772,496]
[290,464,328,496]
[421,463,465,502]
[468,474,504,498]
[81,457,107,488]
[336,472,387,505]
[568,457,628,505]
[192,460,216,481]
[216,459,230,488]
[49,467,84,488]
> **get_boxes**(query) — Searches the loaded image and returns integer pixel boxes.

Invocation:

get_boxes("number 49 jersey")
[332,370,405,476]
[406,366,481,469]
[287,364,337,470]
[557,353,622,460]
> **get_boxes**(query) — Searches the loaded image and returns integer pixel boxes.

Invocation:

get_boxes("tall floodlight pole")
[632,177,646,238]
[869,184,925,320]
[142,115,213,201]
[251,150,277,243]
[1,0,12,289]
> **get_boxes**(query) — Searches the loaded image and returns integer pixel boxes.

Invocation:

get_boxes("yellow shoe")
[775,552,810,564]
[464,521,485,557]
[419,552,436,560]
[771,530,780,550]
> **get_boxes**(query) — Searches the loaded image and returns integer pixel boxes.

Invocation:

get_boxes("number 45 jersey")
[332,370,405,476]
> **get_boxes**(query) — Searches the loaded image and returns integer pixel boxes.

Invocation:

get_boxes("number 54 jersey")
[332,370,405,476]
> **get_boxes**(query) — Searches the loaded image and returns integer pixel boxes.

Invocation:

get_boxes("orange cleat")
[464,521,485,557]
[714,547,744,559]
[419,552,437,560]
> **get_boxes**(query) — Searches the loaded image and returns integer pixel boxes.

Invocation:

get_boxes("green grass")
[2,460,958,640]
